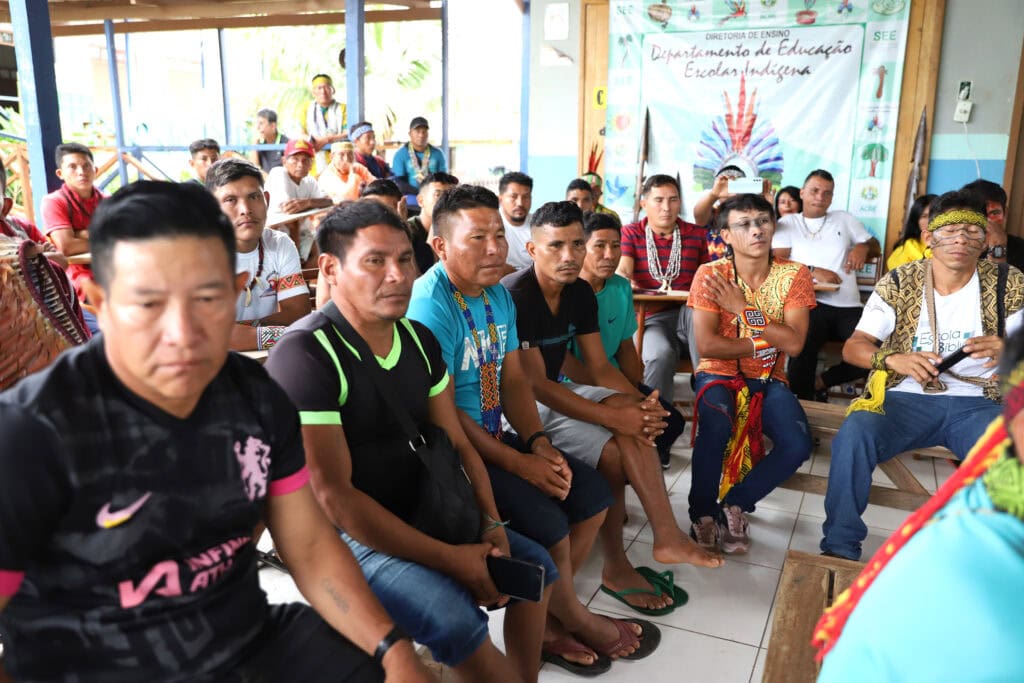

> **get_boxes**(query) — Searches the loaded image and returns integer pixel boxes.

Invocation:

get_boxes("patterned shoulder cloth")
[849,259,1024,414]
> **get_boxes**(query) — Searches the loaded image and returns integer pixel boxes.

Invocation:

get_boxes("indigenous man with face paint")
[304,73,348,170]
[820,190,1024,561]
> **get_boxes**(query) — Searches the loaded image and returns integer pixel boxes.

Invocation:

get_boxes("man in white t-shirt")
[498,171,534,271]
[206,158,311,351]
[265,138,333,266]
[772,169,878,400]
[820,190,1024,560]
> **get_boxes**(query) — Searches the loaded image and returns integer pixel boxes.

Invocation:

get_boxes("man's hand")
[606,398,669,446]
[513,450,571,500]
[480,524,512,559]
[811,267,842,284]
[381,641,438,682]
[705,271,749,316]
[444,544,507,607]
[844,243,870,272]
[280,198,306,214]
[534,442,573,490]
[710,174,732,202]
[883,351,941,385]
[963,335,1004,369]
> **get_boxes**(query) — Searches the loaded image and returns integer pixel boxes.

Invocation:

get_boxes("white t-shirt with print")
[773,210,872,308]
[264,166,327,260]
[235,227,309,322]
[856,272,1023,397]
[502,210,534,271]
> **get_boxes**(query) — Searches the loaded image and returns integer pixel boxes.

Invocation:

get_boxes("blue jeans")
[821,392,1000,560]
[341,529,557,667]
[689,373,812,522]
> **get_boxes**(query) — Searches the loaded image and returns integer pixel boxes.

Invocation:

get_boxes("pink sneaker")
[690,516,720,551]
[719,505,750,554]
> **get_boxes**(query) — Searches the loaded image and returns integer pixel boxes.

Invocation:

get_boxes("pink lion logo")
[234,436,271,501]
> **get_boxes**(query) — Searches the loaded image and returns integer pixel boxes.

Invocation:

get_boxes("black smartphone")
[934,347,970,374]
[486,555,545,603]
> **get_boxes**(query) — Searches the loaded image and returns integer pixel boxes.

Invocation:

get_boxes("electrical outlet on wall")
[954,100,973,123]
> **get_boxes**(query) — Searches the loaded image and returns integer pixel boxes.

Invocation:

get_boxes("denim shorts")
[341,529,557,666]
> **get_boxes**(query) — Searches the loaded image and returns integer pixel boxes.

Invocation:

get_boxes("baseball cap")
[409,116,429,130]
[285,138,315,158]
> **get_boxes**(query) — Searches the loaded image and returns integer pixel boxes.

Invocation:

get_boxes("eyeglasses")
[727,216,772,231]
[932,224,986,240]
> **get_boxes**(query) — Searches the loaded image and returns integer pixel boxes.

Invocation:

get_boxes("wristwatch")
[989,245,1007,259]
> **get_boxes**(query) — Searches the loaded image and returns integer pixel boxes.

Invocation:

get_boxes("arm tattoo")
[321,577,351,614]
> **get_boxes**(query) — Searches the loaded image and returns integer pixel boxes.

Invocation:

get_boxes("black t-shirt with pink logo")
[0,338,308,681]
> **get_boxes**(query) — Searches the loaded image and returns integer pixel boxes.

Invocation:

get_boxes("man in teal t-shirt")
[566,212,685,466]
[391,117,448,198]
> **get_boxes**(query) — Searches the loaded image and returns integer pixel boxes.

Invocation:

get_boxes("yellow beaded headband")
[312,75,333,87]
[928,208,987,232]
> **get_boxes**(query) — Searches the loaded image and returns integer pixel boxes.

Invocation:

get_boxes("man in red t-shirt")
[40,142,105,301]
[616,175,709,402]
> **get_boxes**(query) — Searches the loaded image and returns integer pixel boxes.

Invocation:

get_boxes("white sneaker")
[719,505,750,554]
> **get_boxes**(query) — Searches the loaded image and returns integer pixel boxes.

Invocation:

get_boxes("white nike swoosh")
[96,492,153,529]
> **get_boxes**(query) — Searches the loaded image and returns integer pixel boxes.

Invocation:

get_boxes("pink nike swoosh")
[96,492,153,529]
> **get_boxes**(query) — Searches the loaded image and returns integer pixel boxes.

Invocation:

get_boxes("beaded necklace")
[242,239,266,308]
[644,221,682,291]
[449,281,503,437]
[407,142,431,184]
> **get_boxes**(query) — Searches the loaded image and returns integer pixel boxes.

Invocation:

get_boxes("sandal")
[542,636,612,676]
[594,618,661,661]
[598,577,675,616]
[635,566,689,608]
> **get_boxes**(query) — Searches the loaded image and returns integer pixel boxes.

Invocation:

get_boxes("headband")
[312,75,333,87]
[350,124,373,140]
[928,208,987,232]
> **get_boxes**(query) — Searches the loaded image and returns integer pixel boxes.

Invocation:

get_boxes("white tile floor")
[258,422,959,683]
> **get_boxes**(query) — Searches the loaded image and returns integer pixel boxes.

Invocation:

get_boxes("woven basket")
[0,237,90,390]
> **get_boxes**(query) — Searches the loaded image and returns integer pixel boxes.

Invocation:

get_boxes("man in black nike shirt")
[0,181,432,682]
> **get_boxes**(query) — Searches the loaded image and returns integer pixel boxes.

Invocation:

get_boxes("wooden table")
[67,252,91,265]
[267,206,333,253]
[238,349,269,364]
[763,550,866,683]
[633,291,689,358]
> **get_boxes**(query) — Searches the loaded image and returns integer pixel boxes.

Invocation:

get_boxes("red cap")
[285,138,314,158]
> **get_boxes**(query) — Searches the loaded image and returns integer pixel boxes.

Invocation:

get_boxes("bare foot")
[601,565,673,611]
[544,620,599,666]
[653,531,725,567]
[573,614,640,659]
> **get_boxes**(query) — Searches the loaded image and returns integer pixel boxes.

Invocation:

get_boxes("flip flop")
[594,618,661,661]
[635,566,689,608]
[598,574,676,616]
[541,636,612,677]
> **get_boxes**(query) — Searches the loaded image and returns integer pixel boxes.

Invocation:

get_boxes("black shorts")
[229,602,383,682]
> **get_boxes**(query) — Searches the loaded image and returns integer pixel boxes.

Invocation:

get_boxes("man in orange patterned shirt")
[687,194,816,553]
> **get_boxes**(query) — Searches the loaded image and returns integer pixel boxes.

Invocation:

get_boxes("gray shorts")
[516,382,618,468]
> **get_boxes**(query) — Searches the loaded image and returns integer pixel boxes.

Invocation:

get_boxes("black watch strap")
[374,625,411,665]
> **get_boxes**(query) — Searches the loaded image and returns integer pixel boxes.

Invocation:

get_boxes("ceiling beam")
[48,8,441,36]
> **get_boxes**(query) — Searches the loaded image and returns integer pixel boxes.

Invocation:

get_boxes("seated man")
[821,190,1024,560]
[206,158,311,352]
[390,117,448,198]
[0,181,430,682]
[188,138,220,184]
[565,211,686,467]
[265,138,333,267]
[499,171,534,271]
[40,142,104,301]
[772,169,877,401]
[409,187,658,674]
[580,172,620,219]
[265,200,555,683]
[303,73,347,170]
[565,178,596,213]
[502,201,722,616]
[407,171,458,275]
[816,327,1024,681]
[962,178,1024,272]
[617,174,708,403]
[360,178,406,218]
[687,194,815,553]
[350,122,391,180]
[318,141,373,203]
[250,108,288,173]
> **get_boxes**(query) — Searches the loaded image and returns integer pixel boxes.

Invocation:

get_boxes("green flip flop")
[635,566,689,608]
[598,574,676,617]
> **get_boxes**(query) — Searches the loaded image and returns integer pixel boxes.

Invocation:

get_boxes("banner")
[604,0,911,242]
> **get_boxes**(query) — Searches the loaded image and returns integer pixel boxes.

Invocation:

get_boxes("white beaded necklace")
[645,223,682,291]
[798,213,829,241]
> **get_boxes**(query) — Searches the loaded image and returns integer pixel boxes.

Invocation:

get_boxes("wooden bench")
[780,400,952,511]
[763,550,865,683]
